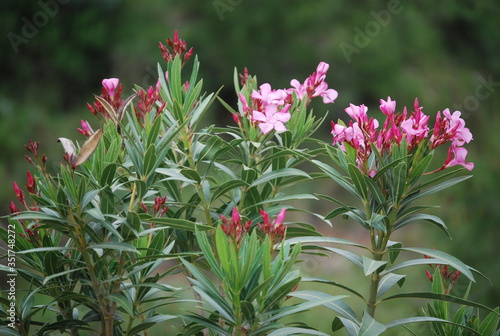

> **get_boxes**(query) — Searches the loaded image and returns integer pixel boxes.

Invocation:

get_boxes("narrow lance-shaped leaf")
[57,137,76,157]
[377,273,405,297]
[75,128,103,167]
[94,95,118,124]
[348,163,369,202]
[385,316,482,336]
[362,255,387,276]
[358,311,387,336]
[381,292,499,314]
[397,247,475,281]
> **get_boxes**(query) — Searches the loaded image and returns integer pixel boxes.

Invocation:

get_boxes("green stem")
[71,213,111,334]
[366,251,382,318]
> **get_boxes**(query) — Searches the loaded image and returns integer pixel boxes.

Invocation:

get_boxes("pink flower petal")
[259,122,274,134]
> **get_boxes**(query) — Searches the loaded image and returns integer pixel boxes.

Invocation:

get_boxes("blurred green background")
[1,0,499,333]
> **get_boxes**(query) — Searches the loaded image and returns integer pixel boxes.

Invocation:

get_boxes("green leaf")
[128,315,177,335]
[391,161,407,204]
[264,296,346,322]
[382,258,453,274]
[432,268,448,319]
[478,307,500,336]
[127,211,142,232]
[382,292,498,314]
[16,246,77,254]
[107,293,134,316]
[267,328,331,336]
[365,213,387,232]
[82,189,100,209]
[377,273,406,297]
[312,159,359,197]
[43,267,86,285]
[365,177,385,205]
[301,277,366,301]
[320,246,363,269]
[408,151,434,182]
[393,213,451,238]
[348,163,369,201]
[397,247,475,281]
[181,168,201,184]
[89,242,139,254]
[255,193,318,206]
[387,241,403,264]
[143,143,157,177]
[195,228,224,279]
[325,207,352,220]
[406,174,472,203]
[338,317,361,336]
[358,312,387,336]
[362,256,387,276]
[250,168,311,188]
[0,327,22,336]
[372,156,406,180]
[180,314,232,336]
[285,236,367,250]
[289,290,358,322]
[332,317,345,333]
[156,168,197,184]
[192,286,235,324]
[146,114,163,147]
[145,217,212,231]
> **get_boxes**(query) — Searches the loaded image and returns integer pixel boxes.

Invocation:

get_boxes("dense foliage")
[1,29,498,335]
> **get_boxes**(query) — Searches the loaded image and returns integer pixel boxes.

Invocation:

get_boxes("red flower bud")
[9,201,19,214]
[26,171,36,194]
[425,270,433,282]
[13,181,24,203]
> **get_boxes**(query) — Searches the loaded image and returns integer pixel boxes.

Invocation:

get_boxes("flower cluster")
[77,120,93,137]
[159,29,193,66]
[220,207,252,246]
[424,255,461,294]
[24,140,47,170]
[290,62,338,104]
[237,62,337,135]
[87,78,124,119]
[220,207,287,246]
[134,82,166,124]
[331,97,473,175]
[258,208,287,245]
[11,172,41,244]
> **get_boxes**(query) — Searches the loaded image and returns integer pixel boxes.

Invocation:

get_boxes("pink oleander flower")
[102,78,119,97]
[430,109,473,149]
[258,208,287,244]
[220,207,252,245]
[380,97,396,117]
[252,83,288,105]
[401,100,430,149]
[290,62,338,104]
[87,78,124,119]
[252,103,291,134]
[441,145,474,171]
[77,120,93,137]
[442,109,473,147]
[345,104,370,124]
